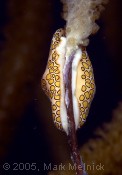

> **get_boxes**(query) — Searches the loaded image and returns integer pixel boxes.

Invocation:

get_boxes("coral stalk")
[63,51,85,175]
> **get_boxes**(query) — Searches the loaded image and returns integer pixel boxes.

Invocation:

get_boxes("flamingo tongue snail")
[41,28,96,133]
[41,28,96,175]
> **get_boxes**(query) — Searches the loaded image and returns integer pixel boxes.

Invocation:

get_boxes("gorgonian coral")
[61,0,108,54]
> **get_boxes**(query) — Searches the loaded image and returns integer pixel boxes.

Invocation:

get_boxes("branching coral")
[61,0,108,55]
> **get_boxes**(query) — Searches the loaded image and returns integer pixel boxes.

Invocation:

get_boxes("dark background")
[0,0,121,174]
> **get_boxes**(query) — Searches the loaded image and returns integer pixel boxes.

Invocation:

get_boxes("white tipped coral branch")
[61,0,108,53]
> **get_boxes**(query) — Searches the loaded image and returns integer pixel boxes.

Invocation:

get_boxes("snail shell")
[41,29,96,133]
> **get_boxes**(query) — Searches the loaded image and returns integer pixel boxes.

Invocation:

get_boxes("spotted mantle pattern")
[41,29,95,131]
